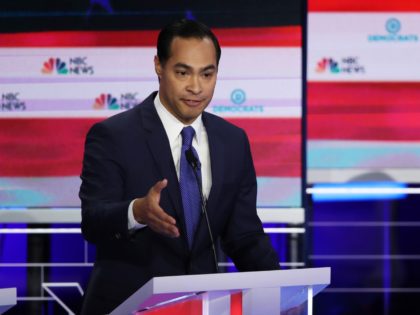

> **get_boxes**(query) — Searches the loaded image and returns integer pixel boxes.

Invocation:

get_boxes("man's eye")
[203,72,213,78]
[176,71,187,76]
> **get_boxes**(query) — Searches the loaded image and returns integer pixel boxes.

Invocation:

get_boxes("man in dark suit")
[79,19,279,314]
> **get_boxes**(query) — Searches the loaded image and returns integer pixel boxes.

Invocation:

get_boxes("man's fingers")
[144,203,179,237]
[151,221,180,238]
[152,205,176,225]
[163,223,180,238]
[147,207,179,237]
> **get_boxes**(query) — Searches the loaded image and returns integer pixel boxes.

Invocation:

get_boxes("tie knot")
[181,126,195,147]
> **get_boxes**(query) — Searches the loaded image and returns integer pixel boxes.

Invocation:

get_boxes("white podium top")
[0,288,17,315]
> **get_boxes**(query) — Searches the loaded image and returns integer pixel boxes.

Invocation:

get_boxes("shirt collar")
[154,93,203,146]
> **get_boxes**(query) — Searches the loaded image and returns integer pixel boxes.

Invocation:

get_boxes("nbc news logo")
[41,57,94,75]
[93,93,140,110]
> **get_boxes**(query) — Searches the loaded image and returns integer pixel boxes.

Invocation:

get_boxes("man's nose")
[187,75,202,94]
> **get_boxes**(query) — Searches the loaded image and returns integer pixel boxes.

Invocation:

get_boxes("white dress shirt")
[128,93,212,230]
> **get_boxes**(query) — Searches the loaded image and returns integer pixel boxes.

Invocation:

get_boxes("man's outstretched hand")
[133,179,180,238]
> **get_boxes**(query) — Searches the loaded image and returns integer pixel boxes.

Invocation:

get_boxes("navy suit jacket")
[79,92,279,314]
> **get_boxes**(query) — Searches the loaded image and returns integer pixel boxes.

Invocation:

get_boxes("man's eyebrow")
[173,63,192,70]
[202,65,217,72]
[173,63,217,71]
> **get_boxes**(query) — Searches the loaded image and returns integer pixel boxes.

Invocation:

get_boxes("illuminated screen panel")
[0,27,302,207]
[307,0,420,183]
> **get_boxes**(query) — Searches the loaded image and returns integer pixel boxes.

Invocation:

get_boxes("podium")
[0,288,16,314]
[111,267,330,315]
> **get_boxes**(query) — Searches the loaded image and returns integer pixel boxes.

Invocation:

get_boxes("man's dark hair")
[157,19,221,65]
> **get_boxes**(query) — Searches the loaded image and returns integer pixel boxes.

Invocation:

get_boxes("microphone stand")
[185,149,219,273]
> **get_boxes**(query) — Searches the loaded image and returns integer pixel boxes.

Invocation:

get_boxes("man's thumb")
[152,178,168,195]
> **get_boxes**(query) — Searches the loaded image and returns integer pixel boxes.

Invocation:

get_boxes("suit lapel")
[205,115,224,211]
[139,94,188,246]
[192,113,225,251]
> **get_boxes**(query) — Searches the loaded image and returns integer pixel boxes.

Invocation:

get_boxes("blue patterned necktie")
[179,126,202,249]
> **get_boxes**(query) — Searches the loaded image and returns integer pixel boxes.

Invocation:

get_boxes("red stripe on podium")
[231,292,243,315]
[137,299,202,314]
[135,292,243,314]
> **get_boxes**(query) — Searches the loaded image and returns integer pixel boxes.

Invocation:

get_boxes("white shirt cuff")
[128,199,147,230]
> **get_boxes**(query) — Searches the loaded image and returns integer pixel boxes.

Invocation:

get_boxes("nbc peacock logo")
[41,58,69,74]
[316,57,365,74]
[93,93,119,110]
[316,58,340,73]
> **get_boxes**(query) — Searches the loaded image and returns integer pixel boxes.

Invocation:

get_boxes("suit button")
[115,233,121,239]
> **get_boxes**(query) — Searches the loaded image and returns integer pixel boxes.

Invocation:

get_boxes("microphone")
[185,148,219,273]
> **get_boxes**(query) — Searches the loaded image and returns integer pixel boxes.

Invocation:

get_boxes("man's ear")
[154,55,162,78]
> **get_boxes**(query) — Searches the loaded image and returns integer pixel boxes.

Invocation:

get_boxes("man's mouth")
[182,98,203,107]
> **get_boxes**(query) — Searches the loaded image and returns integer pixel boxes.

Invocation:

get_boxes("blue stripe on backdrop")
[311,182,407,201]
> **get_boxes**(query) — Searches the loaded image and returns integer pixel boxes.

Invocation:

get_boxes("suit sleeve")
[221,130,280,271]
[79,122,131,243]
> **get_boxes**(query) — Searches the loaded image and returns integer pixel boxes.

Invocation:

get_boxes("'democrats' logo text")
[368,18,418,42]
[1,93,26,111]
[316,57,365,74]
[42,57,94,75]
[93,93,140,110]
[212,89,264,113]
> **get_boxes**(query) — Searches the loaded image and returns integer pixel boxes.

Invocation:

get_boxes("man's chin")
[178,111,203,124]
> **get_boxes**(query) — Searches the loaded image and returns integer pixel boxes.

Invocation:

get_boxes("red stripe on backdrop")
[0,26,301,48]
[215,26,301,47]
[0,117,300,178]
[227,118,302,177]
[0,118,101,177]
[309,82,420,112]
[308,82,420,141]
[0,30,160,47]
[309,0,420,12]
